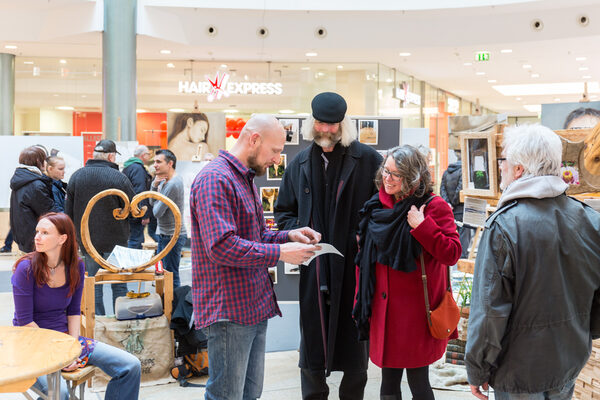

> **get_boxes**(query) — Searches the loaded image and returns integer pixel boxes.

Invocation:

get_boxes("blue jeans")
[202,320,268,400]
[128,219,145,249]
[83,251,128,316]
[157,233,186,288]
[494,379,576,400]
[33,341,141,400]
[147,215,159,242]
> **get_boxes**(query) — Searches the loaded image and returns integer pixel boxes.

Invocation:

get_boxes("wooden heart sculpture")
[80,189,182,273]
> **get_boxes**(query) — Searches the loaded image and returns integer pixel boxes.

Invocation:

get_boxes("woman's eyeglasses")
[382,168,402,181]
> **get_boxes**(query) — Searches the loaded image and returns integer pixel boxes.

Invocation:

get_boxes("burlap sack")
[92,315,175,390]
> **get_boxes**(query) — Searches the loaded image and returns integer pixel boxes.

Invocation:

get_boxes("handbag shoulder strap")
[419,194,451,326]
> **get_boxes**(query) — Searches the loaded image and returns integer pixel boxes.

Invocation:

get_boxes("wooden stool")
[61,366,96,400]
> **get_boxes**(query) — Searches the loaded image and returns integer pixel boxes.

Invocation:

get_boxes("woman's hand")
[62,359,81,372]
[407,204,426,229]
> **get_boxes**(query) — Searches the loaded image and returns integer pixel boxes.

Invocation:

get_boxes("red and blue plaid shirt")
[190,150,289,328]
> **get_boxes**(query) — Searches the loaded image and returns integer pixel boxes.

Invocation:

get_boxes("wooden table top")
[0,326,81,389]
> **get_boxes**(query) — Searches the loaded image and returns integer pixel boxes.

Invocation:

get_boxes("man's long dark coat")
[274,141,382,374]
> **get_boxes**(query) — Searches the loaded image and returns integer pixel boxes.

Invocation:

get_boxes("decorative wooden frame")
[460,132,498,197]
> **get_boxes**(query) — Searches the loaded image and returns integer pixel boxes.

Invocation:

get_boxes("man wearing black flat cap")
[66,139,134,316]
[275,92,382,399]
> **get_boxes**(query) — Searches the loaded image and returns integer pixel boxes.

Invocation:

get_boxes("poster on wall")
[167,112,226,162]
[0,136,84,209]
[277,118,299,145]
[541,101,600,130]
[358,119,379,145]
[261,187,279,213]
[267,154,287,181]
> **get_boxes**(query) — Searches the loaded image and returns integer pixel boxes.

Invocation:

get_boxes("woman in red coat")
[353,145,461,400]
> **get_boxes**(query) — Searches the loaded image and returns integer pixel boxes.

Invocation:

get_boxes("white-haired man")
[275,92,382,399]
[466,124,600,400]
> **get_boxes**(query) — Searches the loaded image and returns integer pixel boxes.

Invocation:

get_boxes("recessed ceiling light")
[386,78,393,83]
[522,64,532,69]
[576,57,587,61]
[531,73,540,78]
[305,52,318,57]
[500,49,513,53]
[167,63,175,68]
[492,81,600,96]
[4,45,17,49]
[168,108,185,112]
[399,52,411,57]
[223,109,238,113]
[554,98,561,102]
[516,97,522,101]
[463,62,473,66]
[56,106,74,111]
[279,109,295,114]
[476,71,486,76]
[23,61,34,65]
[81,95,87,98]
[159,49,171,54]
[488,79,497,83]
[220,64,228,68]
[583,75,592,79]
[579,67,589,71]
[59,59,67,64]
[136,109,148,113]
[337,65,344,69]
[301,67,310,71]
[524,104,541,113]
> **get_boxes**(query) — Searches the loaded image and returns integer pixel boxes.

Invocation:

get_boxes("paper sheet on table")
[106,245,155,271]
[302,243,343,266]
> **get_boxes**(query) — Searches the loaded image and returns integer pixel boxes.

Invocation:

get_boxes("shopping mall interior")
[1,1,599,399]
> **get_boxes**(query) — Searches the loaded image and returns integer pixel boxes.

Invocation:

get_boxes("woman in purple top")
[12,212,141,400]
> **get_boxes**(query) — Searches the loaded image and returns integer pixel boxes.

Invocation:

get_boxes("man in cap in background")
[275,92,382,399]
[66,139,135,315]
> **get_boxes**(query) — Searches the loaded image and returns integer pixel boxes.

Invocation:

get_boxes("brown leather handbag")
[420,252,460,339]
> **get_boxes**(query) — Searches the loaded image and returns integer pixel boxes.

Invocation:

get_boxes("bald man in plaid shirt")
[190,114,321,400]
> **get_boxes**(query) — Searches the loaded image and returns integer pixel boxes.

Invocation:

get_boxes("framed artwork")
[284,263,300,275]
[267,154,287,180]
[261,187,279,213]
[264,216,278,231]
[460,132,498,197]
[278,118,299,145]
[268,266,278,284]
[358,119,378,145]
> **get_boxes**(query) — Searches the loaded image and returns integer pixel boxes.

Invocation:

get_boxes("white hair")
[93,151,113,161]
[301,115,357,147]
[133,145,148,157]
[503,124,562,177]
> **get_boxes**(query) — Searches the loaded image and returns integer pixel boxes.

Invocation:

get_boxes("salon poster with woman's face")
[167,112,226,161]
[541,101,600,130]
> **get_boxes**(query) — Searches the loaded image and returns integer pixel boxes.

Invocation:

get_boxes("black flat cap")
[311,92,347,123]
[94,139,121,155]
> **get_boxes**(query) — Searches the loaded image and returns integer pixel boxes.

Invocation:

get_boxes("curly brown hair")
[374,145,433,198]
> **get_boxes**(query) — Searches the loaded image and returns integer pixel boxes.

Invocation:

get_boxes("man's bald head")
[240,114,285,142]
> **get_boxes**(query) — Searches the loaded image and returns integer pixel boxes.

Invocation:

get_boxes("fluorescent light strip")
[493,82,600,96]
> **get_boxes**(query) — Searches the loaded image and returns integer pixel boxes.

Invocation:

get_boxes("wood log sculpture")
[80,189,181,273]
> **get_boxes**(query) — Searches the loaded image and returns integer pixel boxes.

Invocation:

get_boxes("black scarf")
[352,190,433,340]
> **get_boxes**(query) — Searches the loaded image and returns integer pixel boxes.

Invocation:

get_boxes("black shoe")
[0,246,11,253]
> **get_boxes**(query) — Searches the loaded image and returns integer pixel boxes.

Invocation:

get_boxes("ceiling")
[1,0,600,116]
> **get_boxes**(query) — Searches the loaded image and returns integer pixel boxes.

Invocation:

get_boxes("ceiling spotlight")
[136,109,148,113]
[59,59,67,64]
[160,49,171,55]
[257,27,269,38]
[220,64,228,68]
[315,27,327,38]
[522,64,532,69]
[337,65,344,69]
[168,108,185,112]
[56,106,74,111]
[279,109,295,114]
[223,109,238,113]
[531,73,540,78]
[516,97,522,101]
[305,52,318,57]
[23,61,34,65]
[576,57,587,61]
[500,49,513,53]
[167,63,175,68]
[4,45,17,49]
[488,79,497,83]
[399,52,411,57]
[531,19,544,31]
[554,98,561,102]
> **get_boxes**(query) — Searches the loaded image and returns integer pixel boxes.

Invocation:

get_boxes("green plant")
[457,273,472,311]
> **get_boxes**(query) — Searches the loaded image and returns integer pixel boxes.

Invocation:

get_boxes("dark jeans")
[459,225,474,259]
[300,368,368,400]
[147,215,159,242]
[157,233,186,288]
[128,219,144,249]
[3,229,13,248]
[83,250,128,316]
[380,366,434,400]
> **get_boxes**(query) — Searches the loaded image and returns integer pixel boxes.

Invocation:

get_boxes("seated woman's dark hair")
[374,145,433,199]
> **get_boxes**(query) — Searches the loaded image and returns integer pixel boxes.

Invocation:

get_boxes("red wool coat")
[367,189,461,368]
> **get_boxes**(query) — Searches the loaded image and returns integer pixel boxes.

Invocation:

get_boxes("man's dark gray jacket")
[66,159,135,253]
[465,175,600,393]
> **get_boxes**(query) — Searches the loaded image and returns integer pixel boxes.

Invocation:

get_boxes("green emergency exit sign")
[475,52,490,62]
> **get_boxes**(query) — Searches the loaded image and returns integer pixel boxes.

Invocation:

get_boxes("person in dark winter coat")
[122,145,152,249]
[65,139,135,316]
[46,155,68,213]
[9,146,55,253]
[440,151,473,258]
[353,145,461,400]
[275,92,382,400]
